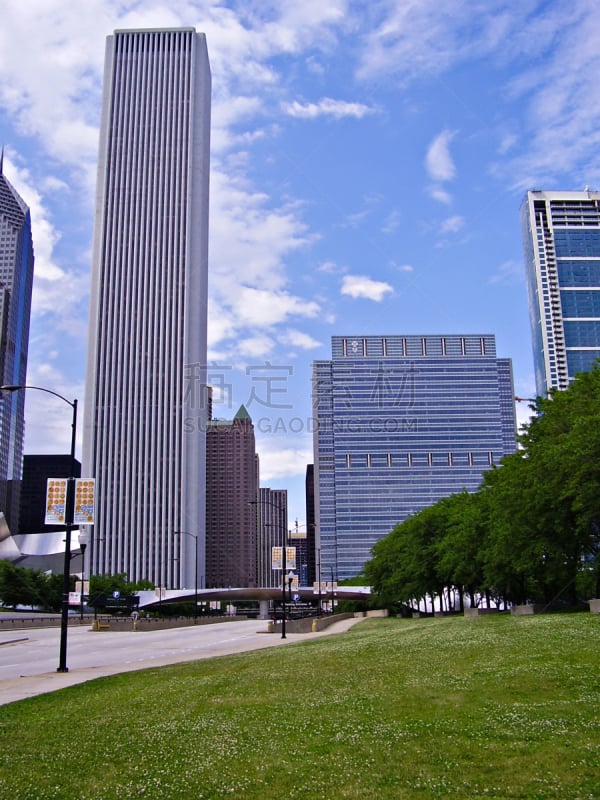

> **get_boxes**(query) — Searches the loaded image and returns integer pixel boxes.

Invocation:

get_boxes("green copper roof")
[234,404,251,421]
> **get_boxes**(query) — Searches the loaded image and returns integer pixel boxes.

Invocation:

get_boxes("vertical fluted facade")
[83,29,211,589]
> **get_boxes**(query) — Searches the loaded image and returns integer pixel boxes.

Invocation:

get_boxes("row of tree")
[0,561,70,611]
[363,365,600,611]
[0,565,152,613]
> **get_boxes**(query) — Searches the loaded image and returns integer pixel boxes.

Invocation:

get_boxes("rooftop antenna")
[0,146,3,175]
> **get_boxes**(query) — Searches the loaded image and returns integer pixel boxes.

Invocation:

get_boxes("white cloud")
[489,259,523,285]
[318,260,339,273]
[282,97,376,120]
[355,2,530,82]
[429,186,452,205]
[235,288,320,327]
[426,130,457,182]
[281,329,321,350]
[238,334,276,358]
[381,209,401,234]
[254,440,314,482]
[440,215,465,234]
[341,275,393,302]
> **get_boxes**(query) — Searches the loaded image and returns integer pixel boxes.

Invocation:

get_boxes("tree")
[364,365,600,609]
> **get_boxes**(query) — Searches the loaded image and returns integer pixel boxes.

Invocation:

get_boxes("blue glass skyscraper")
[0,153,34,530]
[521,190,600,395]
[312,335,516,580]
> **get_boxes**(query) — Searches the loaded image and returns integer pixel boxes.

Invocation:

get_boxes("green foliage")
[88,573,142,613]
[0,615,598,799]
[365,365,600,608]
[0,562,69,611]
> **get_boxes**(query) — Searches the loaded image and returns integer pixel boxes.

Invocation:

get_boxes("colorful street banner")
[285,546,296,570]
[272,546,297,570]
[45,479,67,525]
[271,546,283,570]
[74,479,95,524]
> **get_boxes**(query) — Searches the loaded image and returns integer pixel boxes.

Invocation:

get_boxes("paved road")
[0,617,359,706]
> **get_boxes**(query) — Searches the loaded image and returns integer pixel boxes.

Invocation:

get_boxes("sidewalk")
[0,616,362,706]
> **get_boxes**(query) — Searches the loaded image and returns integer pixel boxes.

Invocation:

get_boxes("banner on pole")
[74,479,95,524]
[285,546,296,570]
[271,546,283,570]
[45,479,68,524]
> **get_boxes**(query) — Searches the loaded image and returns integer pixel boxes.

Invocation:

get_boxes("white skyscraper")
[83,29,211,589]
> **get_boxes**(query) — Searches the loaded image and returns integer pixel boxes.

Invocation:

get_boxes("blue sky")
[1,0,599,527]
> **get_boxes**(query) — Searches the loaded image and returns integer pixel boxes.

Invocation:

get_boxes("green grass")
[0,613,599,799]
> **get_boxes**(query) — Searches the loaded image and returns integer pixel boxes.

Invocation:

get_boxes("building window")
[366,453,372,468]
[407,453,413,467]
[386,453,393,467]
[345,453,352,468]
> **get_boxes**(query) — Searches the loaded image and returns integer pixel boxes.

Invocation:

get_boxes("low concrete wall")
[0,615,92,631]
[0,614,244,633]
[92,615,245,632]
[464,607,500,617]
[511,604,547,615]
[266,609,387,635]
[589,599,600,614]
[267,612,353,635]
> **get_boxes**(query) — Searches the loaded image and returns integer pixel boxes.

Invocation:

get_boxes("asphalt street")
[0,617,359,706]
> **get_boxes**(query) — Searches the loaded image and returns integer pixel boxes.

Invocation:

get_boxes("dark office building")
[19,454,81,534]
[205,405,258,587]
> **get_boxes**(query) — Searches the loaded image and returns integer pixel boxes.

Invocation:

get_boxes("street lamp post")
[280,523,288,639]
[78,529,89,620]
[1,384,78,672]
[330,566,336,615]
[174,530,198,622]
[250,498,289,639]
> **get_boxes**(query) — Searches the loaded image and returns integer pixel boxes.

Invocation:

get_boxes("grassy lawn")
[0,613,598,799]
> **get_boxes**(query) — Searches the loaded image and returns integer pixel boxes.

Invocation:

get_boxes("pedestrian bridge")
[136,585,372,615]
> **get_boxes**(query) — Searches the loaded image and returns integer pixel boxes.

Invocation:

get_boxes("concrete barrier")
[464,607,500,617]
[511,604,547,615]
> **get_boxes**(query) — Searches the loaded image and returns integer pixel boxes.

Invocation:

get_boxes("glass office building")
[521,190,600,395]
[312,335,516,580]
[0,154,34,531]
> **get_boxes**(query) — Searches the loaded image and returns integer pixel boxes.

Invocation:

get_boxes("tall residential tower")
[521,190,600,395]
[0,154,34,530]
[83,29,211,589]
[312,334,516,580]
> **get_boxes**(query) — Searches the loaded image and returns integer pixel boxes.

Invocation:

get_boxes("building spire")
[0,146,3,176]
